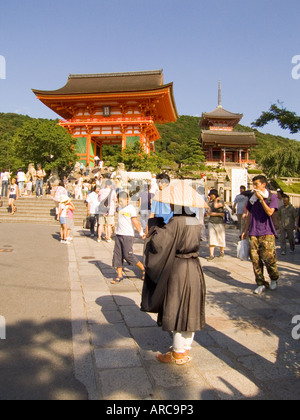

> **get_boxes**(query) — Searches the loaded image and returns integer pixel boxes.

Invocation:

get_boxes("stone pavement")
[68,227,300,400]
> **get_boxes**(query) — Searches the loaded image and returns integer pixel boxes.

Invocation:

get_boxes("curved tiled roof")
[32,70,166,95]
[201,130,257,146]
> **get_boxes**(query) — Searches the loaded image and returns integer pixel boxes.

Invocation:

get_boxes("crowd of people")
[1,165,299,366]
[0,165,47,214]
[65,171,299,288]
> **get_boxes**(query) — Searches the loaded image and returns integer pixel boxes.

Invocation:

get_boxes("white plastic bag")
[237,239,250,261]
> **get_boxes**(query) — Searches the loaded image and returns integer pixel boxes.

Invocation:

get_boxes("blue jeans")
[1,181,8,197]
[36,180,43,197]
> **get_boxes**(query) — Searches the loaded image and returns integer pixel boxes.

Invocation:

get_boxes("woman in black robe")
[141,207,206,365]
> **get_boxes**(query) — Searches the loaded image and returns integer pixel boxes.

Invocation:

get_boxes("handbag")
[237,239,250,261]
[98,190,113,216]
[83,217,91,230]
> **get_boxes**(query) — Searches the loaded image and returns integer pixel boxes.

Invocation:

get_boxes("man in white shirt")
[17,169,26,196]
[86,186,101,237]
[233,186,249,233]
[111,191,145,284]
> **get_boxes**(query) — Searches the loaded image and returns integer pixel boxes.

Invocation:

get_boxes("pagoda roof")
[32,70,166,96]
[201,105,243,129]
[32,70,178,122]
[201,130,257,147]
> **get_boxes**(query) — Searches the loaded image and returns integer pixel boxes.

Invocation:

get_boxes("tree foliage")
[251,103,300,176]
[260,142,300,178]
[12,119,78,177]
[252,103,300,134]
[0,113,32,170]
[1,112,299,178]
[102,116,205,173]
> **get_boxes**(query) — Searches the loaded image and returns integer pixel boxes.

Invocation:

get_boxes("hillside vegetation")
[0,113,299,179]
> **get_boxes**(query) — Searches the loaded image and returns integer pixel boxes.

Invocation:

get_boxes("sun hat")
[153,180,207,208]
[60,195,71,203]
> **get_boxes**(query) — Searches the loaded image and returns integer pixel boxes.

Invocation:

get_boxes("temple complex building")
[200,83,257,167]
[32,70,178,166]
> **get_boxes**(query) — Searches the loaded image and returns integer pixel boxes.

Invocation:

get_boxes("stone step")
[0,197,88,226]
[0,198,87,207]
[0,215,87,227]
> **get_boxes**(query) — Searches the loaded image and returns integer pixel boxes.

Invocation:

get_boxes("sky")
[0,0,300,140]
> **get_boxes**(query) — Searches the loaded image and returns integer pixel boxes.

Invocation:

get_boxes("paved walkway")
[69,227,300,400]
[0,224,88,400]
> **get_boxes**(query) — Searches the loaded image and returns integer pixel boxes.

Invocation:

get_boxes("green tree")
[13,119,78,177]
[261,142,300,177]
[102,145,122,167]
[181,137,205,166]
[252,103,300,134]
[0,113,32,171]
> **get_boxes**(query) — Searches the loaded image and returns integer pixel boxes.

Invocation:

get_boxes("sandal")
[156,350,191,366]
[111,277,123,284]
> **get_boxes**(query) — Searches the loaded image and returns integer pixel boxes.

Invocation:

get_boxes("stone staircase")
[0,197,88,226]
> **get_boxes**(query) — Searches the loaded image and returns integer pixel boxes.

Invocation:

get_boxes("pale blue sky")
[0,0,300,140]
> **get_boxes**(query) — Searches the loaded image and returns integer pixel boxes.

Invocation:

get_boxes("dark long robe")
[141,215,206,332]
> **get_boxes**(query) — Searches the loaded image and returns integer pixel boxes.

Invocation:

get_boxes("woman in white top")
[8,178,19,215]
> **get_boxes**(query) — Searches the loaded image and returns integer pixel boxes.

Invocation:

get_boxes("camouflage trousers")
[249,235,279,286]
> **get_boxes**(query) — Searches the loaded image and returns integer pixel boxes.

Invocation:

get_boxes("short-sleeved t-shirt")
[246,193,278,236]
[116,204,137,237]
[234,194,249,214]
[86,192,100,214]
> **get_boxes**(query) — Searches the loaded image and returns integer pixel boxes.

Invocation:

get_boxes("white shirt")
[116,204,137,237]
[17,171,26,182]
[59,203,68,218]
[1,172,9,181]
[87,192,100,214]
[150,178,158,195]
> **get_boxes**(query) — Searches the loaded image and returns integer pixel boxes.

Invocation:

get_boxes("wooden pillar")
[122,133,126,151]
[139,134,144,153]
[86,134,92,165]
[121,126,127,151]
[144,138,150,155]
[223,148,226,165]
[99,142,103,160]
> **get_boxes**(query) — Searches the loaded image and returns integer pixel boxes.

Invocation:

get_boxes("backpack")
[98,190,113,216]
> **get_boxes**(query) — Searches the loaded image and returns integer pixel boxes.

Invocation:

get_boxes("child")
[111,191,145,284]
[59,195,72,244]
[66,198,75,242]
[8,178,19,215]
[26,177,33,196]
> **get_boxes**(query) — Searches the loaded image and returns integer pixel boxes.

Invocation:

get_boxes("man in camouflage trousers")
[242,175,279,295]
